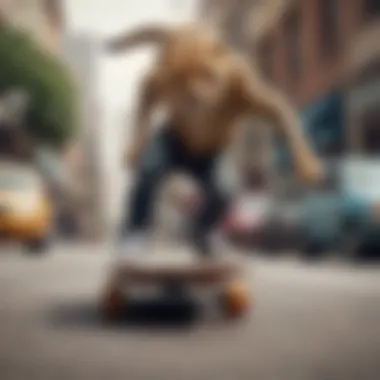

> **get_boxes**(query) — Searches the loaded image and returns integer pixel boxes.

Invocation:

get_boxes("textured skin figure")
[106,23,322,183]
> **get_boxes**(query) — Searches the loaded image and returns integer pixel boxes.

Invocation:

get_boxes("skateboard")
[100,251,252,321]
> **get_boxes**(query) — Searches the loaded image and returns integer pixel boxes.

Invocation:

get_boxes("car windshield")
[0,167,40,191]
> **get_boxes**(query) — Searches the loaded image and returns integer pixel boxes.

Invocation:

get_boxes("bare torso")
[167,94,244,156]
[110,23,322,184]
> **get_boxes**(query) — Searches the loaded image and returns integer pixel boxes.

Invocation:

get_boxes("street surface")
[0,244,380,380]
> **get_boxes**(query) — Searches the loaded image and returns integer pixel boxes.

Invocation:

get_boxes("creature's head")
[105,24,235,121]
[160,28,233,121]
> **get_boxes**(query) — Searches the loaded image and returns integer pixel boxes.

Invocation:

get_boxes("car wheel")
[260,236,279,256]
[301,242,326,261]
[258,227,277,255]
[354,242,380,262]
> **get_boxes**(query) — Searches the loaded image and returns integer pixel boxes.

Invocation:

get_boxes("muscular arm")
[236,62,323,183]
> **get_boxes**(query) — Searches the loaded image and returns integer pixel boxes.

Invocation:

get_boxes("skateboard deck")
[100,249,252,321]
[111,252,243,285]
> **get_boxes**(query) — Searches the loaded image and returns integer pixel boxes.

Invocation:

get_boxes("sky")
[63,0,200,225]
[65,0,199,111]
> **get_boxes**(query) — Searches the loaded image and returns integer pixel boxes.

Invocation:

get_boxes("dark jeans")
[122,129,228,255]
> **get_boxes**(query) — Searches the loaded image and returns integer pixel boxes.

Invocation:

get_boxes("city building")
[201,0,380,193]
[251,0,380,158]
[0,0,63,53]
[200,0,257,51]
[62,33,104,239]
[346,4,380,153]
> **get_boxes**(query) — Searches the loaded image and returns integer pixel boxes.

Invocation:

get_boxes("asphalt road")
[0,244,380,380]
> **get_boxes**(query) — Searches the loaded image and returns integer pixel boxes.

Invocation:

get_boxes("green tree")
[0,25,78,149]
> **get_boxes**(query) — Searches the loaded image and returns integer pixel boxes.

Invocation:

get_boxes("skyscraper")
[63,33,105,239]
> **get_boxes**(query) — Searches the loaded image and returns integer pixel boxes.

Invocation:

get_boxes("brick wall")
[256,0,365,108]
[201,0,262,51]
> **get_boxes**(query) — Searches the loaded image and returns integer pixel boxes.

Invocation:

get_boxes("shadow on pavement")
[47,297,201,332]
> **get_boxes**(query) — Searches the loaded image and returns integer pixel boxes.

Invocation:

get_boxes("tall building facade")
[203,0,380,192]
[201,0,256,51]
[0,0,63,53]
[251,0,380,158]
[346,4,380,153]
[62,33,104,239]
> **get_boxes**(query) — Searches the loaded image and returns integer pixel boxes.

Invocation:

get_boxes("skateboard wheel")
[221,281,251,319]
[101,283,124,321]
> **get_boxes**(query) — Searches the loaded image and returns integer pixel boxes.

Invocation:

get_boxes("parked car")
[260,198,303,254]
[0,161,53,253]
[298,157,380,260]
[339,158,380,260]
[298,187,344,258]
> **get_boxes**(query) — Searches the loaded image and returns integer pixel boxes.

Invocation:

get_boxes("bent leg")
[121,133,171,237]
[191,160,230,257]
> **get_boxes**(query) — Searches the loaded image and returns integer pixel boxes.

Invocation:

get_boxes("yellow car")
[0,162,53,253]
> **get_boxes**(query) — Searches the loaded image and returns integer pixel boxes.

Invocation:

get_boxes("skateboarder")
[107,24,323,258]
[122,126,229,257]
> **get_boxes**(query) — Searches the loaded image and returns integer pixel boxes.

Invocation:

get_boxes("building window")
[284,7,301,82]
[363,0,380,21]
[319,0,339,59]
[258,37,274,81]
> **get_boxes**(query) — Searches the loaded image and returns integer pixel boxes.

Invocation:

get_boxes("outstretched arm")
[237,63,323,184]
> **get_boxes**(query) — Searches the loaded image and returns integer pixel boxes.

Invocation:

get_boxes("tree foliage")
[0,25,78,148]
